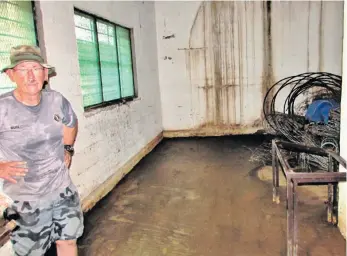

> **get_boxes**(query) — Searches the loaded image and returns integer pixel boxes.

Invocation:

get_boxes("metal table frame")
[272,139,347,256]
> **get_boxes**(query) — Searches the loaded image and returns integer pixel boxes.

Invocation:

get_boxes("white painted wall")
[156,1,343,134]
[38,0,162,200]
[338,0,347,239]
[0,1,346,254]
[0,1,162,254]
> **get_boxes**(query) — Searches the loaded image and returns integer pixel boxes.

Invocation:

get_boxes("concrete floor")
[76,136,346,256]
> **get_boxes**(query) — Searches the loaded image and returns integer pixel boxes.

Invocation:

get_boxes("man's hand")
[0,193,9,209]
[0,161,27,184]
[64,151,72,169]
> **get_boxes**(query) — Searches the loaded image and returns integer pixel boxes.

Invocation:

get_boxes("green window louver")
[74,10,135,108]
[116,26,134,98]
[74,13,102,107]
[97,21,121,102]
[0,0,37,95]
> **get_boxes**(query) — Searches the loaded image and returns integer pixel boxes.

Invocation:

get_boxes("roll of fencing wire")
[258,72,342,170]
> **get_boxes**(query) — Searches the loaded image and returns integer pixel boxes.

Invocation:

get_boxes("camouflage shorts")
[9,186,84,256]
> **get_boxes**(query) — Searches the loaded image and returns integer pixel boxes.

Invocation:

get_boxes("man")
[0,45,84,255]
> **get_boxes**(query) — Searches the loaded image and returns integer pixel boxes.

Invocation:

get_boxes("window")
[74,9,136,109]
[0,0,37,95]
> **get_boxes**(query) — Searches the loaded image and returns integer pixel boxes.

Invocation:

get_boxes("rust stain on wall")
[179,1,341,136]
[230,2,237,124]
[211,1,222,124]
[318,1,324,71]
[238,2,244,124]
[186,1,266,133]
[261,1,274,119]
[307,1,311,71]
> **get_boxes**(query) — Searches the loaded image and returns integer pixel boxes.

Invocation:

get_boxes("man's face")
[6,61,48,96]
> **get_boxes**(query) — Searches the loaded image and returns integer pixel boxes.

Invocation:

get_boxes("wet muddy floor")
[75,135,346,256]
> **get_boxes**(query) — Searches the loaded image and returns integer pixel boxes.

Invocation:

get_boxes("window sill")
[83,96,141,117]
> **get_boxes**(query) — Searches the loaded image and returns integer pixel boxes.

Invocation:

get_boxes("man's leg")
[10,200,53,256]
[56,239,78,256]
[52,186,84,256]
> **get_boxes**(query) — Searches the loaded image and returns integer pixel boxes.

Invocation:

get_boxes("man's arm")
[60,94,78,168]
[63,120,78,168]
[63,121,78,146]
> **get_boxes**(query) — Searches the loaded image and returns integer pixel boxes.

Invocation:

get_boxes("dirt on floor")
[75,135,346,256]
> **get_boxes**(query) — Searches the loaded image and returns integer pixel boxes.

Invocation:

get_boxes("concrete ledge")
[163,126,264,137]
[81,132,163,213]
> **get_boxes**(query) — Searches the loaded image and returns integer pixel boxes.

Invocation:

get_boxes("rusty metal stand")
[271,139,347,256]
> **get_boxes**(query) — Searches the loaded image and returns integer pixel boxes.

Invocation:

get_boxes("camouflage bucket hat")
[0,45,55,75]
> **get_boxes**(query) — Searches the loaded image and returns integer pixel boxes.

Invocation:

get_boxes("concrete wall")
[0,1,162,253]
[156,1,343,136]
[0,1,346,254]
[338,0,347,239]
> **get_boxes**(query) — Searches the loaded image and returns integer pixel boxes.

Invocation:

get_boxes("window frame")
[31,1,39,46]
[74,8,137,111]
[0,0,40,94]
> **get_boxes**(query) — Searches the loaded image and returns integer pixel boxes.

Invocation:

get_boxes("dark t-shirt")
[0,89,77,201]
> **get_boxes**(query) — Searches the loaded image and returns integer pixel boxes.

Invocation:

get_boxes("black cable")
[263,72,341,135]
